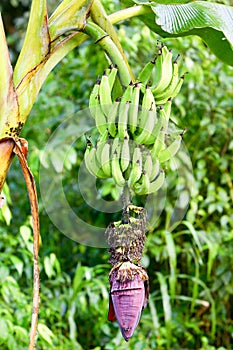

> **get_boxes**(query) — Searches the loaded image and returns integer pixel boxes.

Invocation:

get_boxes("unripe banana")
[158,104,170,134]
[154,57,180,104]
[89,80,100,106]
[101,140,111,177]
[143,113,163,145]
[111,136,120,158]
[150,116,166,160]
[95,107,108,135]
[142,151,159,182]
[150,48,162,89]
[158,134,182,163]
[118,101,130,139]
[134,170,150,195]
[120,135,130,173]
[138,58,156,86]
[108,99,120,137]
[99,71,112,117]
[128,146,142,189]
[141,85,156,112]
[128,83,140,135]
[84,145,108,179]
[137,85,156,137]
[96,129,109,164]
[111,146,126,187]
[163,98,172,124]
[89,80,101,119]
[121,81,134,103]
[147,169,165,194]
[152,45,173,95]
[134,108,155,145]
[156,77,184,105]
[150,156,160,182]
[108,64,118,91]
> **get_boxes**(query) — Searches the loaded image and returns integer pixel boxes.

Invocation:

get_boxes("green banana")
[84,145,108,179]
[89,79,100,107]
[121,81,134,103]
[111,136,120,157]
[108,64,118,91]
[99,71,112,117]
[118,100,130,138]
[158,104,170,134]
[120,135,130,173]
[141,85,156,112]
[100,140,111,177]
[142,151,159,182]
[134,170,150,195]
[137,85,156,137]
[147,169,165,194]
[128,83,140,135]
[95,129,109,164]
[150,156,160,182]
[152,45,173,96]
[163,98,172,122]
[128,146,142,189]
[108,99,119,137]
[150,119,166,160]
[150,48,162,89]
[111,145,126,187]
[143,112,163,145]
[95,105,108,135]
[154,57,180,104]
[89,79,100,119]
[158,134,182,163]
[134,108,155,145]
[137,58,156,86]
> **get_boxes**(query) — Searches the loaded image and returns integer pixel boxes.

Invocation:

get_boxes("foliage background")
[0,0,233,349]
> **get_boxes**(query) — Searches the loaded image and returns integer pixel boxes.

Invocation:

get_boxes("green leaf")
[0,319,9,341]
[134,1,233,66]
[37,324,55,345]
[163,230,177,300]
[9,256,24,277]
[157,272,172,324]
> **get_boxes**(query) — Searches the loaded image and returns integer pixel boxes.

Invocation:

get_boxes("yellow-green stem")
[90,0,134,81]
[109,5,151,25]
[84,22,132,86]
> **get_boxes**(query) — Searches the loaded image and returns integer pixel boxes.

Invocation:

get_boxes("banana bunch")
[138,44,184,105]
[84,130,182,195]
[85,44,184,196]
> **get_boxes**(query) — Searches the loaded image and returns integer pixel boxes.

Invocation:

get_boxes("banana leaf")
[133,1,233,66]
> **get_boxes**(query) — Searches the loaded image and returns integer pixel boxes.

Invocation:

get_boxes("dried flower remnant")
[106,205,149,341]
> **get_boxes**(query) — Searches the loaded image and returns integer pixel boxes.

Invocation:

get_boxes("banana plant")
[1,0,233,191]
[0,0,233,348]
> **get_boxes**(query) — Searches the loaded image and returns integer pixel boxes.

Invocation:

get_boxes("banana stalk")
[90,0,134,81]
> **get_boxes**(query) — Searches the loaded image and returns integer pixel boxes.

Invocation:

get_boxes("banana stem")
[109,5,151,25]
[84,22,132,86]
[90,0,134,81]
[122,183,132,211]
